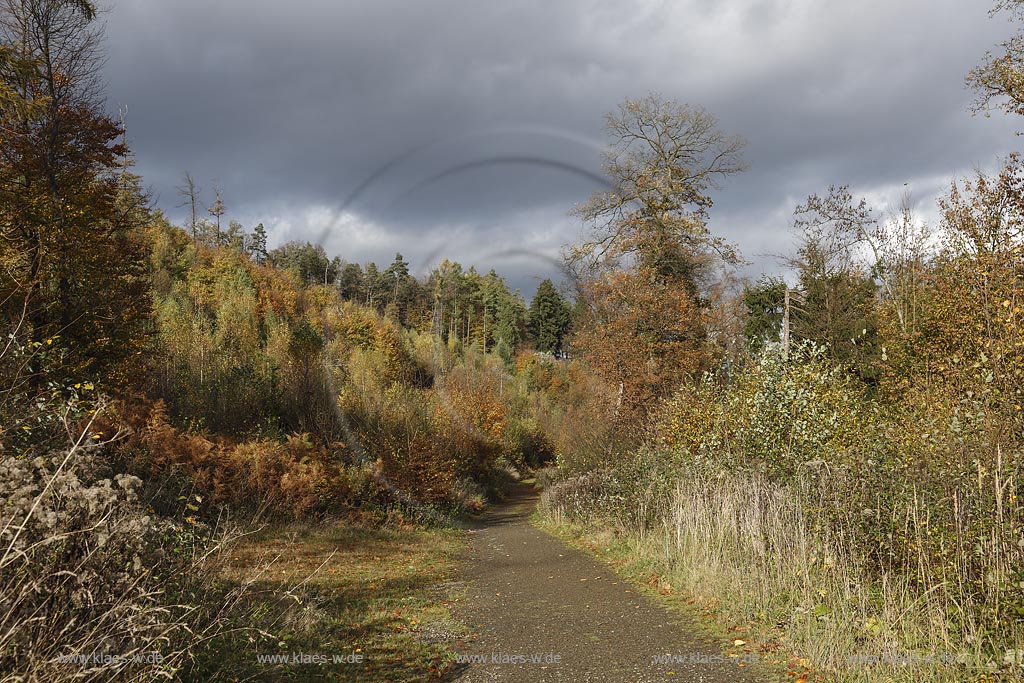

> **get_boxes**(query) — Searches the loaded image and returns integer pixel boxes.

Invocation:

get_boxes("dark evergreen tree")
[383,252,410,291]
[337,261,363,300]
[363,262,383,309]
[528,279,571,354]
[791,236,881,383]
[742,276,785,353]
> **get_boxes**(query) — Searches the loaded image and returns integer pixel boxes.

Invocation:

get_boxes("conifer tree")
[528,279,571,354]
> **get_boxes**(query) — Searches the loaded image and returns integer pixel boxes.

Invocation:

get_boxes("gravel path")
[450,483,766,683]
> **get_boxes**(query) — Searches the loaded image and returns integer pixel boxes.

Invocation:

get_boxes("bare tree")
[568,94,748,277]
[175,171,200,239]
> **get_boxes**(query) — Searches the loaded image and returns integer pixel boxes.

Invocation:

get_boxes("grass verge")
[188,522,468,682]
[536,473,1024,683]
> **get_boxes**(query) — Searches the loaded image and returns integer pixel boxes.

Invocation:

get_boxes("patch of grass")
[188,522,468,682]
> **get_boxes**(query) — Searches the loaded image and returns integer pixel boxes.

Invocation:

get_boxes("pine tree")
[383,252,410,302]
[336,261,363,300]
[248,223,268,264]
[496,290,526,351]
[528,279,571,354]
[363,262,383,308]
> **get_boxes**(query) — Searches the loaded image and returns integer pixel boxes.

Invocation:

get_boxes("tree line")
[163,203,574,359]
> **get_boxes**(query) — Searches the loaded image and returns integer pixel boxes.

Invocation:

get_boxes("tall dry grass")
[541,466,1024,682]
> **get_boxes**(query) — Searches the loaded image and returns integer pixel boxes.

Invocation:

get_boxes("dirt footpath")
[451,483,765,683]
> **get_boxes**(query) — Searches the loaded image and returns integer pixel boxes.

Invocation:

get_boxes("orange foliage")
[573,264,711,424]
[117,401,353,519]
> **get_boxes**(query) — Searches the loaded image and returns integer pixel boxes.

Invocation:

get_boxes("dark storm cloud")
[101,0,1019,294]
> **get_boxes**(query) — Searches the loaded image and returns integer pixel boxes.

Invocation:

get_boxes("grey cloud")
[100,0,1019,296]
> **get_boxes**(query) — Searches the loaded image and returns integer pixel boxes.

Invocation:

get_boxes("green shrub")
[659,342,870,479]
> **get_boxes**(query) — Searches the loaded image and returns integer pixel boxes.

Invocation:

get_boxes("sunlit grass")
[191,523,467,682]
[539,473,1024,683]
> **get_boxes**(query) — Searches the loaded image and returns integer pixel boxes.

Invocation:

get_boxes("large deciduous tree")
[567,95,747,423]
[0,0,149,385]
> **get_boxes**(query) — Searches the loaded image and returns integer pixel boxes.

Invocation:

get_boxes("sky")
[101,0,1020,298]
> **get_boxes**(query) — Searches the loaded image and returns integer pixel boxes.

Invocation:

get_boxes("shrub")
[533,466,562,491]
[121,402,355,521]
[503,415,556,469]
[659,342,870,479]
[0,424,214,681]
[543,339,1024,679]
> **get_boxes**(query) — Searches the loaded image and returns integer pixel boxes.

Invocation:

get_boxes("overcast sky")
[102,0,1019,297]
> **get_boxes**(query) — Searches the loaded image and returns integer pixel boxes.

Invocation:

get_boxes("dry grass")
[0,407,248,683]
[200,522,468,682]
[541,470,1024,683]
